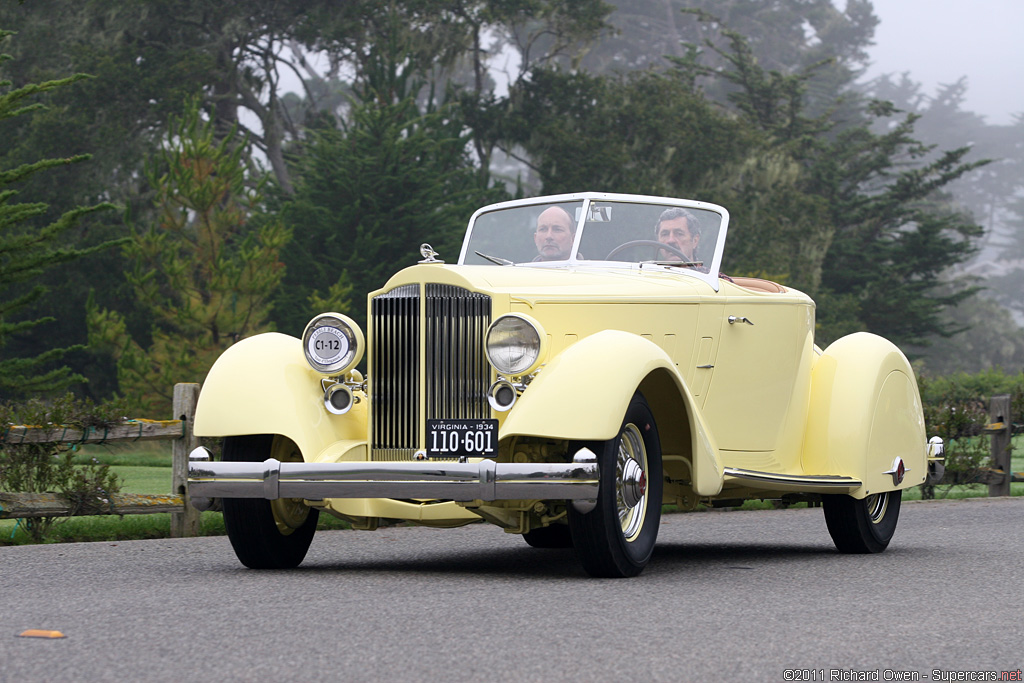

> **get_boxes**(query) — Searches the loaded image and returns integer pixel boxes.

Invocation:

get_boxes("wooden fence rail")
[938,394,1024,491]
[0,383,201,537]
[1,386,1021,539]
[980,394,1021,496]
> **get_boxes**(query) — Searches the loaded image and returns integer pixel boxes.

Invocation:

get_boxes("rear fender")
[802,332,927,497]
[500,330,723,495]
[193,333,367,460]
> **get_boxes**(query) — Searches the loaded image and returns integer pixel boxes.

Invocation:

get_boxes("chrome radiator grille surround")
[370,284,492,461]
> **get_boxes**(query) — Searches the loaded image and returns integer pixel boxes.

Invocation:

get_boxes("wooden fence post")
[987,394,1012,498]
[171,383,202,537]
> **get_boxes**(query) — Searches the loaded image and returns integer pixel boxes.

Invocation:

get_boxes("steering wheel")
[606,239,691,262]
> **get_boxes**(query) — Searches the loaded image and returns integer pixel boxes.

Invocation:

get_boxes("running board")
[723,467,862,493]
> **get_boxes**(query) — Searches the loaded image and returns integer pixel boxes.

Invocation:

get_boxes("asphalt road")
[1,497,1022,682]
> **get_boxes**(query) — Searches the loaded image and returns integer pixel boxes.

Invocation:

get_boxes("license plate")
[426,419,498,459]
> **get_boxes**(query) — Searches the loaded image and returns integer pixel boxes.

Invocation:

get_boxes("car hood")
[373,263,710,304]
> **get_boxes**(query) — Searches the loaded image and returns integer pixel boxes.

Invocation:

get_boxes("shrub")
[0,394,127,542]
[917,369,1022,498]
[918,368,1024,413]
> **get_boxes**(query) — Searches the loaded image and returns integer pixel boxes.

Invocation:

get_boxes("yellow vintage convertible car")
[188,192,945,577]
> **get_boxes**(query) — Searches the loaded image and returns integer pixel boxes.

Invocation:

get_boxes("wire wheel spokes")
[616,423,648,541]
[865,492,889,524]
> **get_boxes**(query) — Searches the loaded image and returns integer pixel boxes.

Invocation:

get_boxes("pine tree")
[0,29,114,398]
[88,101,289,414]
[273,34,506,335]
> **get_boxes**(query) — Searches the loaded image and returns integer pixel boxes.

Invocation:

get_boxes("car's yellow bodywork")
[195,258,928,528]
[190,193,935,575]
[803,332,928,495]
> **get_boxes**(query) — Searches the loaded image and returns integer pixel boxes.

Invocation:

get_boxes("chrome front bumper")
[187,447,599,512]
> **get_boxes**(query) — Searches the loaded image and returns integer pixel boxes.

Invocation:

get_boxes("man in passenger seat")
[533,206,576,261]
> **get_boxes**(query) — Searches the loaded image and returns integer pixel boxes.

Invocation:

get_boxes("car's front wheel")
[822,490,901,553]
[222,434,319,569]
[569,393,662,577]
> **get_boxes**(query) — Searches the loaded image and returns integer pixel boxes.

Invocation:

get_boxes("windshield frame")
[457,192,730,290]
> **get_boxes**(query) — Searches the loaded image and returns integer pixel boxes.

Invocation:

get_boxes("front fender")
[193,333,367,461]
[501,330,723,496]
[802,332,927,497]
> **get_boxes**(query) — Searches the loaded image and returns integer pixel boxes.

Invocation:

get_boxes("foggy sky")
[863,0,1024,125]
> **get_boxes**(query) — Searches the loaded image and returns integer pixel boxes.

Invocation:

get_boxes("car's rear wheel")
[522,524,573,548]
[222,434,319,569]
[822,489,901,553]
[568,393,662,577]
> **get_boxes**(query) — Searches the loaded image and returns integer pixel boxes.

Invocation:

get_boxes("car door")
[699,296,814,458]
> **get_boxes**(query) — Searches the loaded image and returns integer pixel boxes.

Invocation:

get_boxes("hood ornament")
[419,244,443,263]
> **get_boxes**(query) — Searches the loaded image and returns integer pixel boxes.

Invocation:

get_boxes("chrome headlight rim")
[302,313,364,376]
[485,313,547,377]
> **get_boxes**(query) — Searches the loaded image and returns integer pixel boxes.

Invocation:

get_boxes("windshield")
[459,195,727,283]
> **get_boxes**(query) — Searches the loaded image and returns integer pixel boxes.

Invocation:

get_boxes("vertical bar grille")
[370,283,491,461]
[425,284,492,426]
[371,284,420,460]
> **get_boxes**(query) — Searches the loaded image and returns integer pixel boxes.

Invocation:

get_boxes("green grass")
[70,441,173,467]
[107,465,172,495]
[1,442,352,545]
[0,512,226,544]
[70,442,175,495]
[0,504,352,546]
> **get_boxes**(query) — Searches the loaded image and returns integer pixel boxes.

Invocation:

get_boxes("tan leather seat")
[729,277,787,293]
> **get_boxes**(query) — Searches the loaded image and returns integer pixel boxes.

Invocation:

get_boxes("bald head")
[534,206,575,261]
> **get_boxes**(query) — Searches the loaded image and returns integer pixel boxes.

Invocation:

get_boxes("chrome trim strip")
[188,450,599,502]
[723,467,862,487]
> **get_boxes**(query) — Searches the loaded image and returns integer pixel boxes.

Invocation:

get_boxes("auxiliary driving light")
[323,382,356,415]
[487,378,518,412]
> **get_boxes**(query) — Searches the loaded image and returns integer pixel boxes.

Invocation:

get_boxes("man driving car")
[655,207,700,261]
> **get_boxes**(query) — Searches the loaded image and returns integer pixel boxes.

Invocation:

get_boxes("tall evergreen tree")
[0,29,114,398]
[0,1,615,396]
[679,24,988,347]
[498,19,986,347]
[88,103,288,414]
[581,0,878,120]
[869,74,1024,327]
[273,26,508,335]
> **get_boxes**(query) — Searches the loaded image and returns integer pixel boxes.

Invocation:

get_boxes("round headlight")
[485,314,546,376]
[302,313,364,375]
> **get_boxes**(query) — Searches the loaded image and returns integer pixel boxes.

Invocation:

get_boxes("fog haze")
[864,0,1024,125]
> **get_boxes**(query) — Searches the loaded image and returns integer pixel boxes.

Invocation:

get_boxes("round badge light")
[302,313,364,375]
[308,325,350,365]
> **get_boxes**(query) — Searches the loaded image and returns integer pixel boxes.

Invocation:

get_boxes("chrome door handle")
[728,315,753,325]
